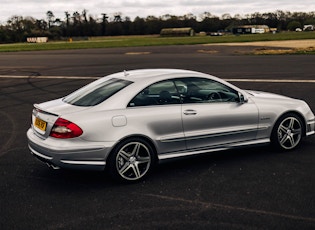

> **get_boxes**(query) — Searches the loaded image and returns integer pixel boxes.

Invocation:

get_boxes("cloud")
[1,0,315,23]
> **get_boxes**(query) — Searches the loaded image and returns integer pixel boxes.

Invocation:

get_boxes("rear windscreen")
[63,78,132,106]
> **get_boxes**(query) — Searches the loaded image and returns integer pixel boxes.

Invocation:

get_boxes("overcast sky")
[1,0,315,24]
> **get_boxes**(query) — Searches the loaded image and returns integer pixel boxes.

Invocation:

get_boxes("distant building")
[232,25,270,34]
[27,37,48,43]
[160,27,195,37]
[303,25,314,31]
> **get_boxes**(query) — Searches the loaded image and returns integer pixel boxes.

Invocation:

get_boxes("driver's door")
[175,77,259,150]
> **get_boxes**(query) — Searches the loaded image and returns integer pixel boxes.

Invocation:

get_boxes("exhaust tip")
[46,163,60,170]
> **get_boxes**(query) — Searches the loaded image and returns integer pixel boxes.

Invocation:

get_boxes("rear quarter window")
[63,78,132,106]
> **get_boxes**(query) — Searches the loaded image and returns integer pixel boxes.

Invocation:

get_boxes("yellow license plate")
[34,117,47,131]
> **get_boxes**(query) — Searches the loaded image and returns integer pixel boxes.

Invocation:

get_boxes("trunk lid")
[31,98,89,139]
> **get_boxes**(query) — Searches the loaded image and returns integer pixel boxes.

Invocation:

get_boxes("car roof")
[108,69,207,83]
[103,68,242,94]
[88,68,246,110]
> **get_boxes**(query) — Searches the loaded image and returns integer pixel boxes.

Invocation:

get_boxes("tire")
[108,138,155,182]
[271,113,304,151]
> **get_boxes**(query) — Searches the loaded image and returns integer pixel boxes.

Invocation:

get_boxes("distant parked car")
[209,32,223,36]
[27,69,315,182]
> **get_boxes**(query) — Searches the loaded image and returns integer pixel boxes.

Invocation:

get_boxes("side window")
[128,80,181,107]
[63,78,132,106]
[174,77,239,104]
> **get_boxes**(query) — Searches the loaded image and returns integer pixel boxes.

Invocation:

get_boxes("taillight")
[50,118,83,139]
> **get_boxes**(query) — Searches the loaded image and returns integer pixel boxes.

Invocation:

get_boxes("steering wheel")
[207,92,221,101]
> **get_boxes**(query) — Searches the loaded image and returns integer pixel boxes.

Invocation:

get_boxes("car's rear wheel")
[271,113,303,150]
[108,138,155,182]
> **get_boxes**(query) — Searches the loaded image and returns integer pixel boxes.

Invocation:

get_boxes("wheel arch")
[273,111,307,137]
[107,134,159,164]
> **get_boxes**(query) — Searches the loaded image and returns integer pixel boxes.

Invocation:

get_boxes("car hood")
[246,90,291,100]
[35,98,90,116]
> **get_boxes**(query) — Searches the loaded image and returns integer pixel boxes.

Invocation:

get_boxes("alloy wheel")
[277,116,302,150]
[115,141,152,181]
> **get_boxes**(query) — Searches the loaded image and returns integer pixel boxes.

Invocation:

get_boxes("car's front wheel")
[108,138,155,182]
[271,113,304,150]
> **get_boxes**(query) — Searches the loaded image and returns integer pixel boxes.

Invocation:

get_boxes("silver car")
[27,69,315,182]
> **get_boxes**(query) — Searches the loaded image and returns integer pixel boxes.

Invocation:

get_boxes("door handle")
[183,109,197,115]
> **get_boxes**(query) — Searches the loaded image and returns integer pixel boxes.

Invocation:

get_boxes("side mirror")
[238,92,248,104]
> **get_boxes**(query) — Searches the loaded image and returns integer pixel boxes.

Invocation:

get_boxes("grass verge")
[1,32,315,52]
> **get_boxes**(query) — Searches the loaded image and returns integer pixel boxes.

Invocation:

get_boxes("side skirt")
[158,138,270,161]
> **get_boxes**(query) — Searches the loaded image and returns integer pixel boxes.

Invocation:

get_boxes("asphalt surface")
[0,45,315,229]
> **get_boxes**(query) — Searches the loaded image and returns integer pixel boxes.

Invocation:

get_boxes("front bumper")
[27,129,115,171]
[306,117,315,136]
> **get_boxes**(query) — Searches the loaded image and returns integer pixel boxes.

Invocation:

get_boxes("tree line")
[0,10,315,43]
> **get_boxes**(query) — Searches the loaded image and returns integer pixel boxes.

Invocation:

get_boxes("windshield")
[63,78,132,106]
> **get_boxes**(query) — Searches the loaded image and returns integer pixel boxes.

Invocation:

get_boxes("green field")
[1,32,315,53]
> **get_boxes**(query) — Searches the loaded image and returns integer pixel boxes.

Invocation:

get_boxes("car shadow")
[28,141,312,189]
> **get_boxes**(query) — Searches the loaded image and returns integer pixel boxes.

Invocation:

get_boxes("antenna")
[124,70,129,77]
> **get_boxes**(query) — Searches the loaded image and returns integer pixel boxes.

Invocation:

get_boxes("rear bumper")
[27,129,115,171]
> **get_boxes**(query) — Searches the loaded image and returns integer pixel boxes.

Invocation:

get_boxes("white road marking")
[0,75,100,80]
[143,193,315,223]
[0,75,315,83]
[125,52,151,55]
[225,78,315,83]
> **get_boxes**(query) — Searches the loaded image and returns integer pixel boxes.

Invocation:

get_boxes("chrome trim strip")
[160,127,269,143]
[33,104,58,117]
[306,131,315,136]
[184,128,258,141]
[306,119,315,136]
[307,119,315,124]
[160,137,186,143]
[159,147,228,160]
[60,160,106,166]
[258,126,269,130]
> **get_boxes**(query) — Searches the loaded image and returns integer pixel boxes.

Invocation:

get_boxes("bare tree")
[101,13,108,35]
[82,9,88,23]
[65,11,70,27]
[114,13,122,22]
[46,11,55,28]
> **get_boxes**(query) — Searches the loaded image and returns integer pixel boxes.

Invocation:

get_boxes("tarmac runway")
[0,45,315,229]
